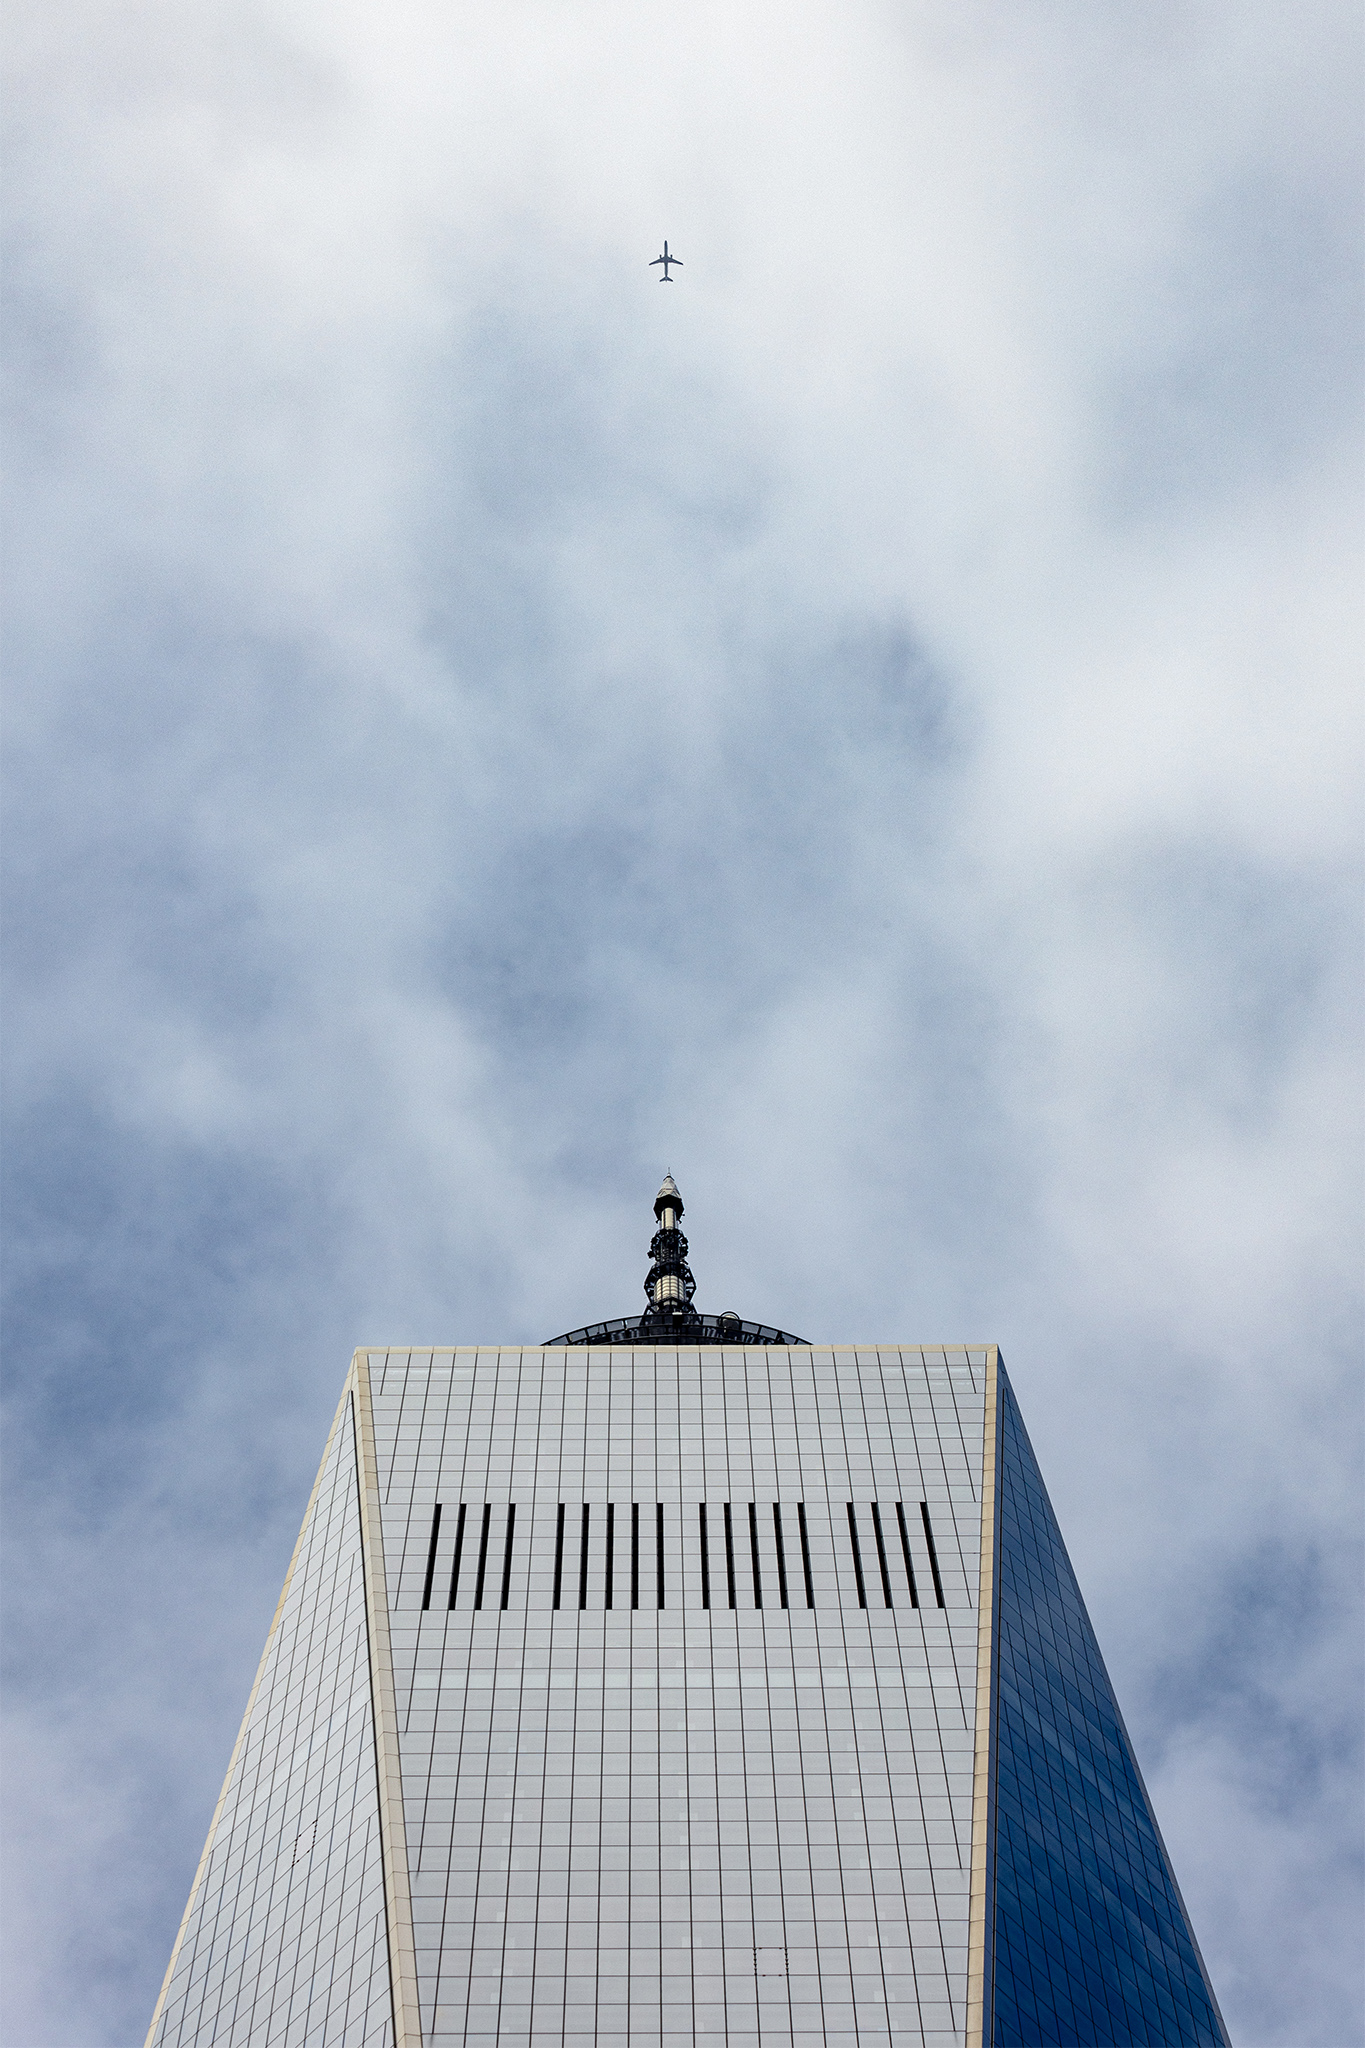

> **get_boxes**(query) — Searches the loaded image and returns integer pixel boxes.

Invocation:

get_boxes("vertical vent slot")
[420,1503,442,1612]
[473,1503,492,1610]
[845,1503,868,1609]
[772,1504,790,1609]
[920,1501,946,1607]
[894,1501,919,1607]
[414,1498,949,1613]
[499,1505,516,1611]
[870,1502,894,1608]
[447,1502,468,1609]
[796,1502,816,1608]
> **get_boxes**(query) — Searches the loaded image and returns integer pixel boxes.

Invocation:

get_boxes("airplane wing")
[649,254,664,265]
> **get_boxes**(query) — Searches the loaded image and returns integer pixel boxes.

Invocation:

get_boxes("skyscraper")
[146,1179,1228,2047]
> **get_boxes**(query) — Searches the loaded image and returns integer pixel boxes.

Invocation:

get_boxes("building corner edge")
[966,1345,1003,2048]
[351,1351,424,2048]
[142,1380,356,2048]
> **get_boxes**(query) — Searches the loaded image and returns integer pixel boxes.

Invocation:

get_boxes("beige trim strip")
[357,1341,999,1356]
[351,1351,423,2048]
[966,1344,1002,2047]
[142,1381,353,2048]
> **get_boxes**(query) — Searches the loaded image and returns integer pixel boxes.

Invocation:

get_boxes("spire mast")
[540,1176,808,1345]
[642,1174,698,1335]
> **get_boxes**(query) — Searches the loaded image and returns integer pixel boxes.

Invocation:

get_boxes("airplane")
[649,241,683,282]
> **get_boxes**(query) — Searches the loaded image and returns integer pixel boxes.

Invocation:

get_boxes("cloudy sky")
[3,1,1361,2041]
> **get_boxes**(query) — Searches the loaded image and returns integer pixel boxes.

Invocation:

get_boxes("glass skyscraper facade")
[147,1183,1228,2047]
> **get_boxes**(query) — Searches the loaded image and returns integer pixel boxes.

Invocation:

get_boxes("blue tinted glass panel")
[990,1379,1228,2046]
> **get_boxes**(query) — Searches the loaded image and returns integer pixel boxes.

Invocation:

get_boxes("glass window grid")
[161,1342,1222,2048]
[374,1350,985,2045]
[988,1380,1228,2047]
[149,1396,393,2048]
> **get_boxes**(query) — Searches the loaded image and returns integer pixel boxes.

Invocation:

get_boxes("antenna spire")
[642,1174,698,1334]
[540,1176,808,1345]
